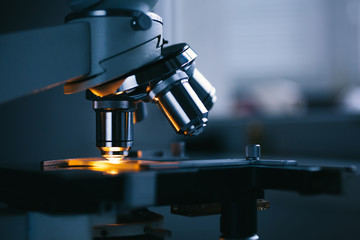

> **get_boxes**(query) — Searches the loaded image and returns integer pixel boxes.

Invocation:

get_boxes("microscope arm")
[0,9,163,104]
[0,23,91,104]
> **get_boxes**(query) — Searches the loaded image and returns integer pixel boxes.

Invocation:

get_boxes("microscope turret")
[86,43,216,161]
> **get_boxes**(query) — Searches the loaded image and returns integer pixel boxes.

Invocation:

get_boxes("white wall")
[155,0,360,118]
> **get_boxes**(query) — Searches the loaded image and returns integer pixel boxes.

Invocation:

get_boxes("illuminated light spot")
[106,169,120,175]
[106,156,124,164]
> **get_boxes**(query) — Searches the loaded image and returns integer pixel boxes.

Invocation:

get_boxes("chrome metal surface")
[148,71,208,136]
[187,65,217,110]
[147,71,188,100]
[245,144,261,161]
[93,100,136,109]
[220,235,259,240]
[114,44,198,95]
[94,100,136,159]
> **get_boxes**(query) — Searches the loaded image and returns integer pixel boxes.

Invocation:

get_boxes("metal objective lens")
[148,70,208,136]
[94,100,135,161]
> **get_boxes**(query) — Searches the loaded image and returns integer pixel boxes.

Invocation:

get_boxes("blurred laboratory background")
[0,0,360,239]
[162,0,360,159]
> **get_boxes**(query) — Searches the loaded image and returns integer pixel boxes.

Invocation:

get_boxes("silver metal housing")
[148,71,208,136]
[94,100,136,159]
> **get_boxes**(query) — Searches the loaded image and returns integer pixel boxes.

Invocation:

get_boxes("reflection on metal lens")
[148,71,208,136]
[186,65,216,111]
[94,100,135,159]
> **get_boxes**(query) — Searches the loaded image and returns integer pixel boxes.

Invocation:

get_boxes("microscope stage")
[42,157,253,172]
[0,157,352,214]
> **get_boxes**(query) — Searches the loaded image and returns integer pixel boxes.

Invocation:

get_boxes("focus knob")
[131,13,152,30]
[245,144,261,161]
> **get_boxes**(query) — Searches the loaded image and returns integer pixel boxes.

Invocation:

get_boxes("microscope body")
[0,0,216,160]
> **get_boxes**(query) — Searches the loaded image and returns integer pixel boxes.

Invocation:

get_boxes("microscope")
[0,1,355,240]
[0,0,216,162]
